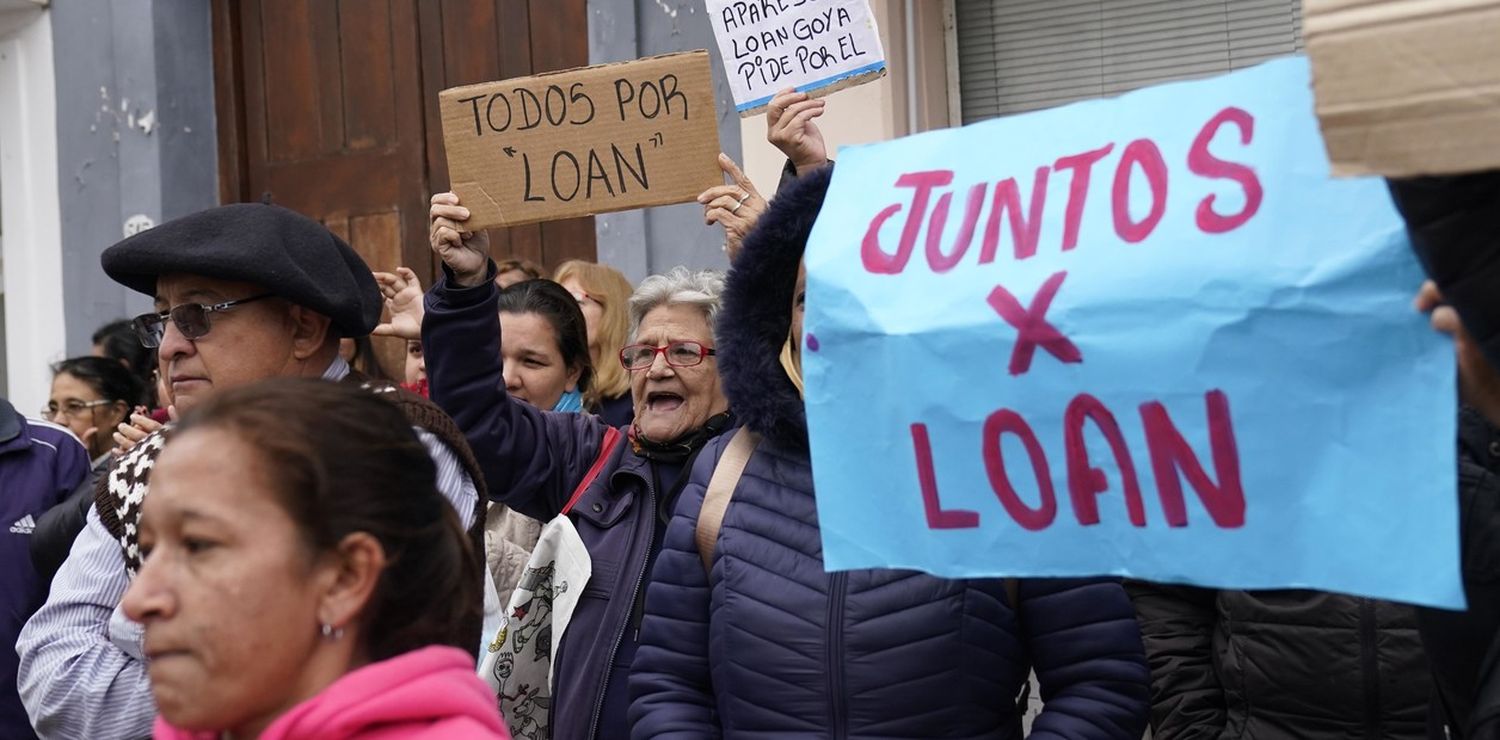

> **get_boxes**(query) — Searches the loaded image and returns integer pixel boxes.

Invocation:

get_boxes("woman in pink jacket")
[121,379,509,740]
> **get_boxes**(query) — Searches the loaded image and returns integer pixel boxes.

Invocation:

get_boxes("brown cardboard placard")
[439,51,722,228]
[1305,0,1500,177]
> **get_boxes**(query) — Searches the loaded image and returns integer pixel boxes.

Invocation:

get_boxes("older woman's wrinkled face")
[629,303,728,442]
[122,430,341,739]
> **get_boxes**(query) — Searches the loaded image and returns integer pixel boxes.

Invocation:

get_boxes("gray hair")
[628,267,726,342]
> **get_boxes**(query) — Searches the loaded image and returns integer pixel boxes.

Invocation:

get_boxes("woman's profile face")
[122,429,339,738]
[501,311,580,411]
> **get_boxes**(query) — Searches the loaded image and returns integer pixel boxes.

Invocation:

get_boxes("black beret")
[101,203,382,338]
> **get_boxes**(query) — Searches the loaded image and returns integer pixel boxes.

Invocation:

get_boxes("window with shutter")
[955,0,1303,124]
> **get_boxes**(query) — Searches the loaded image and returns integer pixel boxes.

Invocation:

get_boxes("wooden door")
[214,0,596,374]
[417,0,597,268]
[215,0,431,277]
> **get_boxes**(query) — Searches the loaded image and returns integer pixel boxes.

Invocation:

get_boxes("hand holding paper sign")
[767,89,828,176]
[699,153,767,262]
[437,52,721,229]
[429,192,490,287]
[1418,280,1500,426]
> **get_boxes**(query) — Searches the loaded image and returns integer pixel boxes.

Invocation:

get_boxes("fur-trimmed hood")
[716,166,832,450]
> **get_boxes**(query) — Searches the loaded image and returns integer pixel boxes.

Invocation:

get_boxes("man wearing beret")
[13,203,497,740]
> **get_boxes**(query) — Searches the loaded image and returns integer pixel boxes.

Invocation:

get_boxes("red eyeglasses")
[619,341,716,371]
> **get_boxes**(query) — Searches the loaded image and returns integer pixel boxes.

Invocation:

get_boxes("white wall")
[0,8,66,415]
[739,68,900,195]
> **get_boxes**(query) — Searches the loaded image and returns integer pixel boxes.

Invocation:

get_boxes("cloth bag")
[480,515,591,740]
[480,425,620,739]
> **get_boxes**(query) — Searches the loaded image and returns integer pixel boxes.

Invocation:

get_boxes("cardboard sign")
[707,0,886,116]
[802,57,1462,609]
[1306,0,1500,177]
[439,51,722,229]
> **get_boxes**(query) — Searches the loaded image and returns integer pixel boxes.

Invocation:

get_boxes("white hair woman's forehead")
[628,267,726,343]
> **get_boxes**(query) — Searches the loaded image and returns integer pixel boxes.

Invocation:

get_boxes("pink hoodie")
[153,646,510,740]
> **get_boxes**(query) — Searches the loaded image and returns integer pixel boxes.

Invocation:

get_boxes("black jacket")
[28,456,107,587]
[1421,409,1500,740]
[1387,173,1500,370]
[1128,583,1430,739]
[1388,171,1500,739]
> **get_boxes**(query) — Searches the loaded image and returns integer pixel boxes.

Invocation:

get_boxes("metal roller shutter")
[956,0,1304,123]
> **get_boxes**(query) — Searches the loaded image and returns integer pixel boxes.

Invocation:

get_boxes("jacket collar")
[0,398,28,454]
[609,442,655,491]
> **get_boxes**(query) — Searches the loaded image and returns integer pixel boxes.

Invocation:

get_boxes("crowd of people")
[0,83,1497,740]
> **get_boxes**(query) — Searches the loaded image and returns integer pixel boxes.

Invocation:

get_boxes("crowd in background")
[0,85,1497,740]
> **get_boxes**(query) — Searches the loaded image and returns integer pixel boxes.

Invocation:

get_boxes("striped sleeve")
[415,427,478,531]
[15,506,156,739]
[414,427,500,661]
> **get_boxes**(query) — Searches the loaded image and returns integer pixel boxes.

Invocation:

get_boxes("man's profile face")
[154,274,297,413]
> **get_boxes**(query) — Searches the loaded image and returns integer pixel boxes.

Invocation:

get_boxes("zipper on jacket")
[1359,598,1380,740]
[827,571,849,739]
[586,478,656,740]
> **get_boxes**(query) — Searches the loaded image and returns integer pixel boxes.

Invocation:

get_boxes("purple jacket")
[0,399,90,739]
[423,265,705,739]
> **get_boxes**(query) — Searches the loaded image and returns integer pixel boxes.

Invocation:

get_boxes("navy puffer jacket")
[629,167,1151,739]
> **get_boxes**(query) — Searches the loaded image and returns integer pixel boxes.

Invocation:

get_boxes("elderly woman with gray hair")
[421,193,732,739]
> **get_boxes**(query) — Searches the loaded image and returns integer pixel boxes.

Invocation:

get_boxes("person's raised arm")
[421,192,607,521]
[429,193,491,286]
[767,88,829,183]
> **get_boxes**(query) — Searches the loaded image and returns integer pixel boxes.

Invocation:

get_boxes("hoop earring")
[320,623,345,641]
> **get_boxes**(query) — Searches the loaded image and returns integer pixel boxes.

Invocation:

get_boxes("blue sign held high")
[802,56,1461,609]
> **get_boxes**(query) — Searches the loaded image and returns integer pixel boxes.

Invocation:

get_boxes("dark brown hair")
[53,356,147,408]
[497,278,594,399]
[173,378,481,662]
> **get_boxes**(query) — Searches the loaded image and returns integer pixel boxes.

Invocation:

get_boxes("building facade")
[0,0,1302,414]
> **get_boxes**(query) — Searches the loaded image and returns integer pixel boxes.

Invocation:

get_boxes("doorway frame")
[0,5,65,415]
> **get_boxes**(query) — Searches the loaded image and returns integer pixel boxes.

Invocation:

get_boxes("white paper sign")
[707,0,887,116]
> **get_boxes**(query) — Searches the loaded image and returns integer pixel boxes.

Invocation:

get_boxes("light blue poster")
[801,56,1461,609]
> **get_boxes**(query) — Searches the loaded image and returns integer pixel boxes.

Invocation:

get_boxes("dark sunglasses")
[132,294,274,349]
